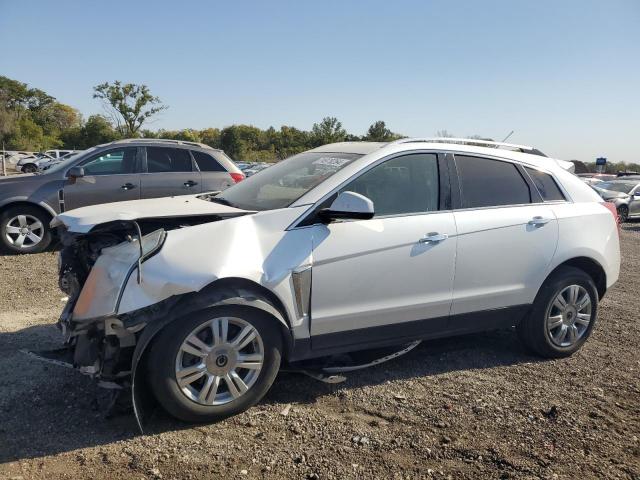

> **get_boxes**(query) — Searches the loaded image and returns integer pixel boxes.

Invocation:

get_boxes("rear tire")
[21,164,37,173]
[0,205,52,254]
[148,306,282,423]
[517,266,598,358]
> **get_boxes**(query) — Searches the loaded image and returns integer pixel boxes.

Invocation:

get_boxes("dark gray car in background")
[0,139,244,254]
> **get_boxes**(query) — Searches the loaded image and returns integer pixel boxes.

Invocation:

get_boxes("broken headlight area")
[56,222,166,383]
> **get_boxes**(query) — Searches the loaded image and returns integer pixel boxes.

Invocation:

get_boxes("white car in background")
[52,138,620,427]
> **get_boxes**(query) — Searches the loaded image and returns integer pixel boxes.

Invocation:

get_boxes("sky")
[1,0,639,163]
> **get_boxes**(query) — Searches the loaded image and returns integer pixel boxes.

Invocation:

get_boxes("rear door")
[140,146,202,198]
[191,150,234,192]
[450,154,559,316]
[63,147,141,210]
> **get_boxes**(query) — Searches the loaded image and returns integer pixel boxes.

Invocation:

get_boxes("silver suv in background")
[592,178,640,222]
[0,139,244,254]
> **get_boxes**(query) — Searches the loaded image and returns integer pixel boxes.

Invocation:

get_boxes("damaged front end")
[57,221,166,387]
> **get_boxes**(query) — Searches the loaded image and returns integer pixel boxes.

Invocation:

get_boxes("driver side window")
[81,148,138,176]
[341,153,439,217]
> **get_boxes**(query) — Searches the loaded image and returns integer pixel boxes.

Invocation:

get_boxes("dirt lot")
[1,224,639,480]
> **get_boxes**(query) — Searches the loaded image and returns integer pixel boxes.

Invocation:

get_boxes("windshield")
[216,151,362,211]
[597,182,637,194]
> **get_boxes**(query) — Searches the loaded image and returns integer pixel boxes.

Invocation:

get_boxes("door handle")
[184,180,198,187]
[121,183,136,190]
[418,232,448,244]
[528,216,551,226]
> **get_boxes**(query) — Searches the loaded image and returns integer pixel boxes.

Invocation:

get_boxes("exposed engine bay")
[56,215,228,384]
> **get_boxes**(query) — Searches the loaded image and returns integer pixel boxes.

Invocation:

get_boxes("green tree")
[311,117,346,146]
[365,120,401,141]
[93,81,167,137]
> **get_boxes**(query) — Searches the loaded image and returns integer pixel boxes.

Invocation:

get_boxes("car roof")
[96,138,222,152]
[308,142,387,155]
[312,139,572,172]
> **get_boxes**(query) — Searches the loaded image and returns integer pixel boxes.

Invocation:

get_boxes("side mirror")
[319,191,375,223]
[67,166,85,178]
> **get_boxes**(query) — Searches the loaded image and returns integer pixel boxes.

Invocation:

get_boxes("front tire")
[21,164,37,173]
[148,306,282,423]
[517,266,598,358]
[617,205,629,223]
[0,205,52,254]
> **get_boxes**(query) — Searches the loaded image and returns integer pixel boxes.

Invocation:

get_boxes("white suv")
[52,139,620,426]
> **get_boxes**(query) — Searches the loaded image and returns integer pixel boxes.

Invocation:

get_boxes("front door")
[309,153,457,350]
[63,147,141,210]
[140,146,202,198]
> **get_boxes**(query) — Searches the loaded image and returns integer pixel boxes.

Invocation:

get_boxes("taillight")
[230,172,245,183]
[601,202,620,229]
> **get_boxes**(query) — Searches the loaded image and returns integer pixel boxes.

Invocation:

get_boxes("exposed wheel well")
[547,257,607,299]
[167,277,295,358]
[0,201,55,224]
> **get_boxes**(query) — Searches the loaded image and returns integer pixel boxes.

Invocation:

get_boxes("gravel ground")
[0,223,639,480]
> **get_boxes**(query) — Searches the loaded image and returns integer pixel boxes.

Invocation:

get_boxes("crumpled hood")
[51,194,251,233]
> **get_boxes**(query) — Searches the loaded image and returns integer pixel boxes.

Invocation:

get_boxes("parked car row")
[236,161,272,177]
[0,139,244,253]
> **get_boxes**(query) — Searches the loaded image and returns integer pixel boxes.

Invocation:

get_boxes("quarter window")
[81,148,137,175]
[525,167,565,201]
[192,151,225,172]
[146,147,193,173]
[342,153,439,216]
[455,155,531,208]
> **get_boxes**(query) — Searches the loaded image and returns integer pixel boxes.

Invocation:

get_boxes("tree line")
[2,76,637,171]
[0,76,402,161]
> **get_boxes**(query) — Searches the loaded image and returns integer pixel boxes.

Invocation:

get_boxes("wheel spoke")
[554,324,568,343]
[176,363,206,387]
[30,220,43,232]
[5,226,21,234]
[576,293,590,311]
[205,375,221,404]
[181,334,211,357]
[548,315,563,329]
[27,232,42,244]
[236,353,263,370]
[566,325,578,344]
[17,215,27,227]
[226,371,248,398]
[576,313,591,326]
[211,318,229,345]
[14,234,26,247]
[231,325,257,350]
[553,293,567,311]
[568,285,580,304]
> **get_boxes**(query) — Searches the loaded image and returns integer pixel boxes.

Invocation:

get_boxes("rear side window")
[192,151,225,172]
[146,147,193,173]
[343,153,439,217]
[525,167,565,201]
[455,155,531,208]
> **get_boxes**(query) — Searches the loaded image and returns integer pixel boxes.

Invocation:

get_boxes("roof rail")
[106,138,217,150]
[391,137,547,157]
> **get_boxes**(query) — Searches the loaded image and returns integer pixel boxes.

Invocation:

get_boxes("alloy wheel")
[546,285,592,347]
[175,316,264,406]
[5,214,45,249]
